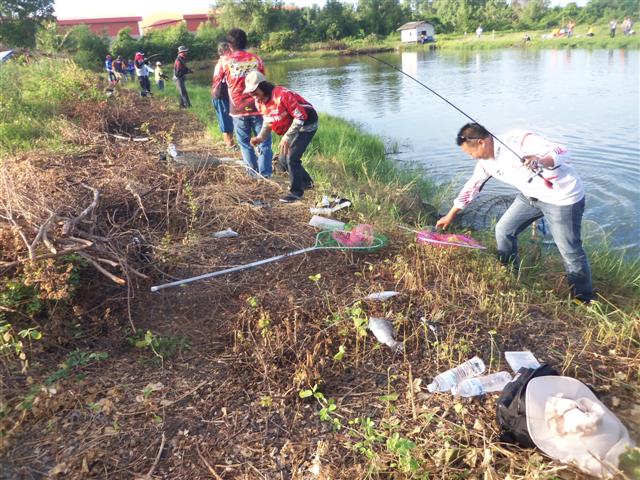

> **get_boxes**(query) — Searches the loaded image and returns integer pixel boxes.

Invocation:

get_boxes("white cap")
[243,70,266,94]
[526,376,635,479]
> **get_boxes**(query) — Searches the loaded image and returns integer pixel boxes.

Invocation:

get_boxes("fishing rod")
[367,55,553,189]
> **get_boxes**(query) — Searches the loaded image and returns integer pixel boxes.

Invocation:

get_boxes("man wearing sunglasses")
[436,122,593,303]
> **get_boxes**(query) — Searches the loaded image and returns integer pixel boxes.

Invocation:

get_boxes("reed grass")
[0,59,100,155]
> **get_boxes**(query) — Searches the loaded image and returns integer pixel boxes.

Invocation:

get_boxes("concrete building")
[397,21,435,43]
[57,17,143,39]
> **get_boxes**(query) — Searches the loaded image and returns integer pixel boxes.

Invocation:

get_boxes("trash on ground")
[240,199,270,208]
[505,351,541,372]
[451,371,512,397]
[309,197,351,216]
[526,376,635,479]
[212,228,238,239]
[308,215,345,231]
[167,143,178,159]
[364,291,399,301]
[427,356,485,393]
[417,230,486,249]
[367,317,403,352]
[332,224,374,247]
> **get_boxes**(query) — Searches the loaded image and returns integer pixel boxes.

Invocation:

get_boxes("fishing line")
[367,54,553,188]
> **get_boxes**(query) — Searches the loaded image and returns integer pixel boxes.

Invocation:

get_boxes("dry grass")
[0,85,638,480]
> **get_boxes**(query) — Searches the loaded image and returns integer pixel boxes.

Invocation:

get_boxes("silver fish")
[364,291,399,302]
[367,317,403,352]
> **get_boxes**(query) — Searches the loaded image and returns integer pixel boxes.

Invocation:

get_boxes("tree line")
[1,0,638,69]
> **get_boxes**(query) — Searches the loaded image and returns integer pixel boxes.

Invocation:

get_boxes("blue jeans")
[212,98,234,134]
[495,193,593,301]
[232,115,273,177]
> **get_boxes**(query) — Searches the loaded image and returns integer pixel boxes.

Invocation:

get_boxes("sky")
[53,0,588,20]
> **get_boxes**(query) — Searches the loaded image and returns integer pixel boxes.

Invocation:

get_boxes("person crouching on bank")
[436,123,593,303]
[244,71,317,203]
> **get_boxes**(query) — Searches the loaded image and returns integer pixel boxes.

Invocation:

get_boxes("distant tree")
[35,20,73,52]
[481,0,514,31]
[0,0,54,47]
[111,27,140,60]
[357,0,407,36]
[319,0,358,39]
[517,0,550,29]
[66,25,110,71]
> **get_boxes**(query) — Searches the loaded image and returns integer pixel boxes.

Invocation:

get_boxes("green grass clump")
[0,58,101,154]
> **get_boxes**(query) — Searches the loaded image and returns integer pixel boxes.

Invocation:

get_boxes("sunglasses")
[456,135,483,146]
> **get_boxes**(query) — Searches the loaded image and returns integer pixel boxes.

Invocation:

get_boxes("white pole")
[150,246,317,292]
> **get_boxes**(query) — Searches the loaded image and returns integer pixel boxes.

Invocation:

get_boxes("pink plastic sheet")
[416,230,486,249]
[332,224,375,247]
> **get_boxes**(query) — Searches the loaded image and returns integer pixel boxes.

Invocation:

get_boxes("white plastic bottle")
[427,356,486,393]
[451,371,513,397]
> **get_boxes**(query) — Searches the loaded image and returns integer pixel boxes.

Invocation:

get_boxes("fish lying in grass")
[367,317,403,352]
[364,291,399,302]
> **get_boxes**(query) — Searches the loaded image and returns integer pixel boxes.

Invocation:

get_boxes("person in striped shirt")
[436,123,593,303]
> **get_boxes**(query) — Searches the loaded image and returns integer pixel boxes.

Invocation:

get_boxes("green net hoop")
[314,230,388,252]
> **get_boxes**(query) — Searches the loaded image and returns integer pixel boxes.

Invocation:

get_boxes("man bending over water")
[436,123,593,303]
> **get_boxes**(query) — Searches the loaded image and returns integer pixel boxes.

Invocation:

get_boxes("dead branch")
[196,443,224,480]
[0,243,93,269]
[136,431,165,480]
[77,252,126,285]
[26,212,57,260]
[62,183,100,236]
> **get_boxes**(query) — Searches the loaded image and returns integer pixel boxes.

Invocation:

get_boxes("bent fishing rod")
[367,55,553,189]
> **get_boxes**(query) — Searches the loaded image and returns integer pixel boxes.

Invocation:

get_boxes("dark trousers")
[278,129,316,197]
[138,76,150,95]
[174,76,191,108]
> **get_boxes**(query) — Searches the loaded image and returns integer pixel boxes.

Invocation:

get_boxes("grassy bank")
[1,60,639,479]
[0,58,100,154]
[256,24,640,62]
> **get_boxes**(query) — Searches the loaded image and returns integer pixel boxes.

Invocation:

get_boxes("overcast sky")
[53,0,588,20]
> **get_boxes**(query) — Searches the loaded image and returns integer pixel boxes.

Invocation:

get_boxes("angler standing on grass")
[436,123,593,303]
[174,46,193,108]
[213,28,272,178]
[244,71,317,203]
[134,52,152,97]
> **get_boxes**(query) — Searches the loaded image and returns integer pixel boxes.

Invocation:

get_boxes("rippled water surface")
[201,49,640,253]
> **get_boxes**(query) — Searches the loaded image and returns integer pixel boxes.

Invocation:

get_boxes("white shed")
[397,21,435,43]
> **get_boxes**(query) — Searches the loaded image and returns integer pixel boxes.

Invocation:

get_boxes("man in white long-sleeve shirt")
[436,122,593,303]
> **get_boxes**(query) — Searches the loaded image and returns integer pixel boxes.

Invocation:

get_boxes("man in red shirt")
[244,71,317,203]
[212,29,272,177]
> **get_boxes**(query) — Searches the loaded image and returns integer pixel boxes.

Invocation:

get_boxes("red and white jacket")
[212,50,264,117]
[453,130,584,209]
[255,86,318,142]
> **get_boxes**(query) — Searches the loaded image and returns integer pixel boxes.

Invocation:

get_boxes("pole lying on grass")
[150,230,387,292]
[367,55,553,189]
[150,246,317,292]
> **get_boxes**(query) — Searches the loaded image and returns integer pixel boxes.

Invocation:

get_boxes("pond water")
[197,49,640,254]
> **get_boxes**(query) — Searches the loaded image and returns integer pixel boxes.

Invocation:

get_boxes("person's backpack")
[496,364,559,447]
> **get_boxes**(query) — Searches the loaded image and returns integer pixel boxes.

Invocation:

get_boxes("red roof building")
[183,14,217,32]
[144,14,216,34]
[57,17,143,39]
